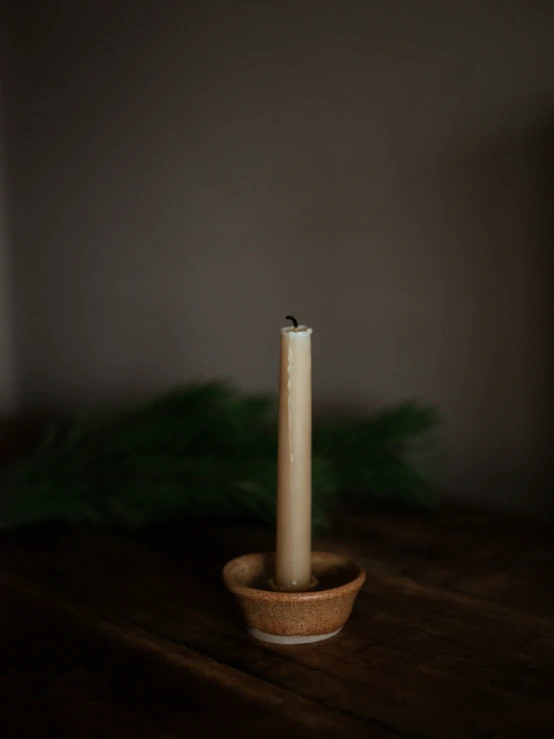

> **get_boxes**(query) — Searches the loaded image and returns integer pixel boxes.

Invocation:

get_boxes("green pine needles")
[0,381,440,529]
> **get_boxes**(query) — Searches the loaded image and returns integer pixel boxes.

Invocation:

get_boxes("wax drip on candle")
[287,344,293,462]
[285,315,298,328]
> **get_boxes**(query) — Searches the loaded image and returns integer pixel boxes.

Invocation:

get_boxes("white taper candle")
[275,317,312,590]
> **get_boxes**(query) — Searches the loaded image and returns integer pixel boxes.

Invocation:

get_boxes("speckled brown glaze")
[223,552,366,642]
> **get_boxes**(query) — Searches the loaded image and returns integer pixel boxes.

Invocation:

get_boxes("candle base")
[267,575,319,592]
[222,552,365,645]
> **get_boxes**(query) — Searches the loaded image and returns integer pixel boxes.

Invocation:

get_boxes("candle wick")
[285,315,298,328]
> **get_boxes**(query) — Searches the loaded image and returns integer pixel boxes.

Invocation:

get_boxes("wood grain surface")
[1,506,553,738]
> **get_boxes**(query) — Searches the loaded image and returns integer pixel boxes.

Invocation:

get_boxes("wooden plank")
[2,520,554,738]
[3,505,553,617]
[325,506,554,617]
[0,578,373,739]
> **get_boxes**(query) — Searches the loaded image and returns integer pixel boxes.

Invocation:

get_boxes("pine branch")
[0,382,440,529]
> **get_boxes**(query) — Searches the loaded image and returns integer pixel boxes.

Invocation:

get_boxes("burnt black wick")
[285,315,299,328]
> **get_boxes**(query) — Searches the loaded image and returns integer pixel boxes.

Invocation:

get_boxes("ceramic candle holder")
[223,552,366,644]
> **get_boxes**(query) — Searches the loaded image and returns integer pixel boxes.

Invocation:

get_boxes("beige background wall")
[3,1,554,510]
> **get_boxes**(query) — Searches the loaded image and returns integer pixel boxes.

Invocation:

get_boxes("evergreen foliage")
[0,382,440,529]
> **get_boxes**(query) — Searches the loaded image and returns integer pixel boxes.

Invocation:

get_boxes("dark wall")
[3,1,554,510]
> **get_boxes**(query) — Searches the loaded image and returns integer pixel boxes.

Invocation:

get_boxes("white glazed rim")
[247,627,342,644]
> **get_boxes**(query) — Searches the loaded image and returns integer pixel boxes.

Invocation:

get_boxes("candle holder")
[223,552,366,644]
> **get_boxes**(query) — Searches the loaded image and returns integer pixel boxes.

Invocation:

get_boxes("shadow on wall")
[543,119,554,516]
[434,115,554,515]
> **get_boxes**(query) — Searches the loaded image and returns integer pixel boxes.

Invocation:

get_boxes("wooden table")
[1,506,553,738]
